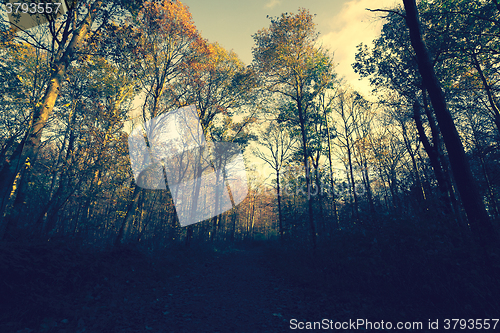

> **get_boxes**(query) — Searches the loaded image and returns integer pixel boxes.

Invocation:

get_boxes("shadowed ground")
[2,232,499,332]
[1,242,338,332]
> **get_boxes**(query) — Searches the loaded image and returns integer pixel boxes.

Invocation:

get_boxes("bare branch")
[366,8,406,19]
[3,23,51,52]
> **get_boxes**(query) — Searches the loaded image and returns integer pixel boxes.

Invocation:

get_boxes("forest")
[1,0,500,332]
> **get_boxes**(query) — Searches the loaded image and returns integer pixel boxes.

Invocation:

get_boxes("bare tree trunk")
[276,170,284,241]
[346,139,360,222]
[313,162,325,234]
[361,159,375,213]
[211,165,223,241]
[115,183,142,247]
[323,107,339,229]
[297,99,316,250]
[401,119,426,203]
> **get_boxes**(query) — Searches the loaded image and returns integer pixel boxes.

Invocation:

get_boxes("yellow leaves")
[200,42,245,70]
[139,0,199,41]
[207,43,218,57]
[253,8,333,102]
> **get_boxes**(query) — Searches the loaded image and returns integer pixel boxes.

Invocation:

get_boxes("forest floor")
[1,241,329,333]
[1,226,500,332]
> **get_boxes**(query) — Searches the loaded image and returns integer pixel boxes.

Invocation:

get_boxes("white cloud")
[318,0,399,98]
[264,0,282,9]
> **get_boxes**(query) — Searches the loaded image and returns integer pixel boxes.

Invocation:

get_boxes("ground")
[2,231,499,332]
[2,242,338,332]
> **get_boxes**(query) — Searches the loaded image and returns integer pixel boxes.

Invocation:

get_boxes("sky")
[180,0,401,182]
[182,0,400,97]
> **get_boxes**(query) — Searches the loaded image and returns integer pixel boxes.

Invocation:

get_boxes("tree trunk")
[115,183,142,247]
[362,159,376,213]
[346,139,360,222]
[403,0,497,246]
[414,102,457,215]
[313,160,325,235]
[185,225,194,247]
[230,210,237,242]
[323,106,339,229]
[422,93,464,222]
[0,134,27,221]
[211,165,223,241]
[401,119,426,203]
[276,169,284,241]
[296,99,316,250]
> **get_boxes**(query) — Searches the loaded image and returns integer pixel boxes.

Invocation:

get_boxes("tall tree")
[252,8,335,249]
[168,42,256,245]
[317,92,340,228]
[402,0,497,247]
[332,88,367,222]
[115,0,204,246]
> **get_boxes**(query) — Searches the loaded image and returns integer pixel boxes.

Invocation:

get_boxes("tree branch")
[366,8,406,19]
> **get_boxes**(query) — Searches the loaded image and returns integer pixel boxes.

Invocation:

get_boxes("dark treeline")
[1,0,500,331]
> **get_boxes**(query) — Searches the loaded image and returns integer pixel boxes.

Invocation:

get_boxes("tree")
[331,88,367,222]
[0,0,143,239]
[316,91,339,229]
[402,0,497,248]
[43,55,135,236]
[252,8,335,249]
[115,0,205,246]
[167,42,257,244]
[254,121,297,241]
[353,7,463,222]
[355,0,499,241]
[0,39,50,221]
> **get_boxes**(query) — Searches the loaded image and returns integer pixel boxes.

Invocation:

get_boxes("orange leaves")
[182,42,246,84]
[133,0,206,80]
[138,0,200,44]
[253,8,320,76]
